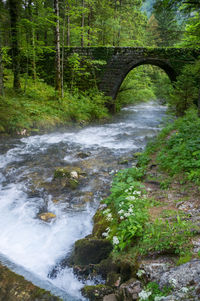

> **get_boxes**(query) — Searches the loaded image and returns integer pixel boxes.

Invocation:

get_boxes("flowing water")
[0,102,166,300]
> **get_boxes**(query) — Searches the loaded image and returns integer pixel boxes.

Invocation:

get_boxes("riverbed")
[0,102,166,300]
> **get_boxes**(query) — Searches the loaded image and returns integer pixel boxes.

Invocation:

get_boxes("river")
[0,102,166,300]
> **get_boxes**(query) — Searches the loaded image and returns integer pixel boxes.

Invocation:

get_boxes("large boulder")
[0,264,60,300]
[72,238,113,265]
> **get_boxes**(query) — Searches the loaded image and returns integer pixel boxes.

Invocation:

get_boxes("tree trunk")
[8,0,21,90]
[81,0,85,47]
[0,29,4,96]
[87,5,91,46]
[54,0,61,95]
[198,87,200,117]
[61,0,66,98]
[66,2,70,46]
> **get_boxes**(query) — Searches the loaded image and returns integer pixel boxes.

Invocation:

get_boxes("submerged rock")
[39,212,56,222]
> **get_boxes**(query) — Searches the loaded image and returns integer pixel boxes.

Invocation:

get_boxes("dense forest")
[0,0,199,133]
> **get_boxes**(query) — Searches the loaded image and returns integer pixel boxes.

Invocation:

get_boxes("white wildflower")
[118,209,124,214]
[106,227,110,232]
[120,216,124,220]
[134,190,141,196]
[112,236,119,245]
[124,212,131,217]
[125,189,129,193]
[170,278,178,287]
[126,196,136,201]
[138,290,152,300]
[128,207,133,213]
[136,269,145,278]
[181,287,189,293]
[103,208,110,215]
[106,213,113,221]
[102,232,109,237]
[154,297,164,301]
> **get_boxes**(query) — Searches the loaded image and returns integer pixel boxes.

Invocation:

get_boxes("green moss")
[81,284,113,300]
[72,238,113,265]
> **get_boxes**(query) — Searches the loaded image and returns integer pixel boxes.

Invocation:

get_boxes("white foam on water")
[0,101,167,300]
[0,182,94,299]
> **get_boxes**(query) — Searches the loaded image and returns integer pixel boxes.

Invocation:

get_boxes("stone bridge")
[41,47,200,100]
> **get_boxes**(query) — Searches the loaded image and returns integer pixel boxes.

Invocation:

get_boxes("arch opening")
[115,62,174,109]
[113,59,177,100]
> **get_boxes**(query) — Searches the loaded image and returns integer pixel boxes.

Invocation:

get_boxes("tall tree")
[8,0,21,90]
[0,0,4,96]
[54,0,61,94]
[0,25,3,96]
[81,0,85,47]
[152,0,183,46]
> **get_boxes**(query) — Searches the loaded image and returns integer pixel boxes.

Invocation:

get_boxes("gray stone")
[159,259,200,289]
[103,294,117,301]
[119,279,142,301]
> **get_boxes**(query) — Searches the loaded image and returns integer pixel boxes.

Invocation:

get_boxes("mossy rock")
[81,284,113,300]
[72,238,113,265]
[0,264,60,300]
[92,209,109,238]
[54,166,86,179]
[68,178,79,189]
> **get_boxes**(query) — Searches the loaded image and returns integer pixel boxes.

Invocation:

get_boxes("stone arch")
[112,58,177,100]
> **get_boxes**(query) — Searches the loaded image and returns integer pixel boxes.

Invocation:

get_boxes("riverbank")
[0,74,110,136]
[73,108,200,300]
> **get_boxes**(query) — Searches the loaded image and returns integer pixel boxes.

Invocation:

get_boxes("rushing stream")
[0,102,166,300]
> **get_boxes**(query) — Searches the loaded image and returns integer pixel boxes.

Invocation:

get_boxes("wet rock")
[119,158,129,165]
[82,191,93,202]
[39,212,56,222]
[0,264,60,300]
[103,294,117,301]
[81,284,113,301]
[54,166,86,179]
[72,238,113,265]
[68,178,79,189]
[106,272,121,288]
[76,152,91,159]
[70,171,78,179]
[117,278,142,301]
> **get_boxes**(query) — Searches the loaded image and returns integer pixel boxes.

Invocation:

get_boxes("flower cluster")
[138,289,152,300]
[102,227,110,238]
[112,236,119,245]
[102,208,113,221]
[100,167,148,250]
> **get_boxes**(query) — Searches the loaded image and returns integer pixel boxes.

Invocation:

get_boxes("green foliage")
[100,164,196,257]
[140,216,195,255]
[101,167,148,251]
[169,60,200,116]
[155,109,200,184]
[0,71,109,134]
[116,65,172,110]
[66,53,106,91]
[141,282,171,301]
